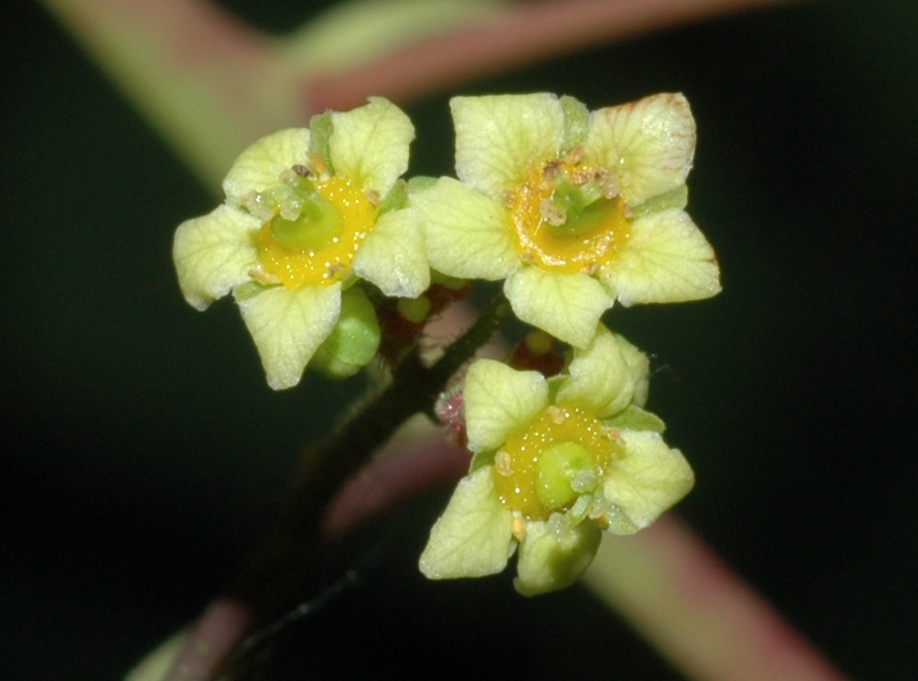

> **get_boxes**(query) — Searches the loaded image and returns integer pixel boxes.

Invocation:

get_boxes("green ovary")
[256,176,377,288]
[493,404,614,520]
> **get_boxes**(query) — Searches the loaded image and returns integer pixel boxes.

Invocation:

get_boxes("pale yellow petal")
[600,209,721,306]
[615,333,651,407]
[504,267,613,348]
[352,208,429,298]
[237,283,342,390]
[330,97,414,196]
[173,205,259,310]
[556,324,636,417]
[419,466,515,579]
[602,430,694,534]
[584,93,696,206]
[222,128,312,201]
[514,518,602,596]
[452,94,565,199]
[464,359,548,453]
[411,177,519,280]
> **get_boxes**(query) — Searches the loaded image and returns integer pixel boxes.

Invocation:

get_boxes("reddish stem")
[584,515,850,681]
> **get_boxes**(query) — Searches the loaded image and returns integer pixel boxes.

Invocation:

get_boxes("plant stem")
[583,515,850,681]
[209,292,511,680]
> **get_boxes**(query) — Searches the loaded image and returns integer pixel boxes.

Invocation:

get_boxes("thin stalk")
[206,292,511,680]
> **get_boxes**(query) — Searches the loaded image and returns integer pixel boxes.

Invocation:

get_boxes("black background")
[2,0,917,679]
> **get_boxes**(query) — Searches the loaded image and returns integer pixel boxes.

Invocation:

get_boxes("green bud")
[535,441,597,509]
[397,295,431,324]
[311,286,380,378]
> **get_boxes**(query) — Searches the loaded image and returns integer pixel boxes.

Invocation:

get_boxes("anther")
[511,511,527,541]
[547,406,566,424]
[248,268,281,285]
[364,189,381,208]
[495,451,513,477]
[540,199,567,226]
[563,145,584,165]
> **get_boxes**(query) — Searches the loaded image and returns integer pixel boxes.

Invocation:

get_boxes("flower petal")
[419,466,515,579]
[600,209,720,306]
[464,359,548,453]
[222,128,311,201]
[504,267,613,348]
[602,430,694,534]
[584,93,696,206]
[556,324,637,417]
[452,94,565,199]
[514,517,602,596]
[352,208,429,298]
[236,283,342,390]
[616,333,651,407]
[411,177,519,280]
[330,97,414,196]
[173,205,259,310]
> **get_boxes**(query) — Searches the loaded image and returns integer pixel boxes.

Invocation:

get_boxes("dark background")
[2,0,916,678]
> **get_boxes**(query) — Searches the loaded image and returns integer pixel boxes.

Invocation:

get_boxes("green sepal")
[311,286,380,379]
[308,112,335,174]
[560,95,590,152]
[429,269,468,290]
[233,280,277,301]
[407,175,438,192]
[379,178,408,215]
[603,405,666,433]
[469,448,497,473]
[630,184,689,220]
[545,374,565,405]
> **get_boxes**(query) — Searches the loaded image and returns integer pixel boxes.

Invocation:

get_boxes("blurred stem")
[37,0,788,192]
[583,515,850,681]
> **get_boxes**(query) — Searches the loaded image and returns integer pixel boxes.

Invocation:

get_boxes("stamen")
[540,199,567,226]
[511,511,527,541]
[248,268,281,285]
[495,451,513,477]
[364,189,381,208]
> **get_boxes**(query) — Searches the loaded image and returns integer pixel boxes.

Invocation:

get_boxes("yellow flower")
[419,325,694,595]
[173,98,429,389]
[411,93,721,348]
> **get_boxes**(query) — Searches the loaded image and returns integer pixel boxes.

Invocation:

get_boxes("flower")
[418,324,694,596]
[173,98,429,389]
[411,93,721,348]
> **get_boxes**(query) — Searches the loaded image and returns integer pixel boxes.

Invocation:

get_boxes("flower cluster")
[173,92,720,594]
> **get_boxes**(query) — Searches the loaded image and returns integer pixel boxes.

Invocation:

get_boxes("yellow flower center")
[507,160,631,274]
[256,176,377,288]
[492,403,617,521]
